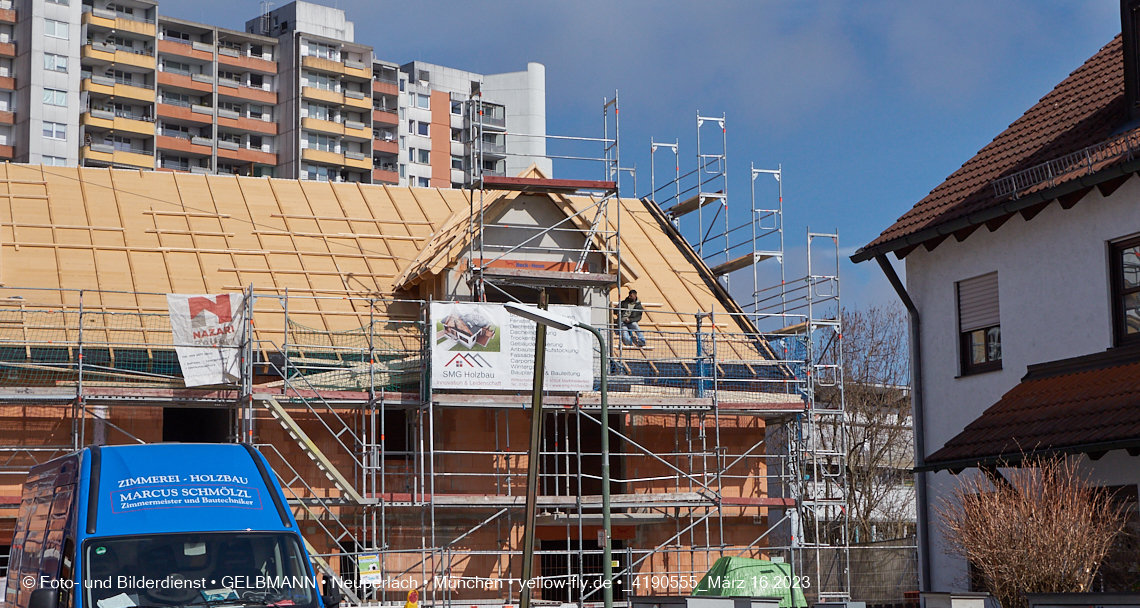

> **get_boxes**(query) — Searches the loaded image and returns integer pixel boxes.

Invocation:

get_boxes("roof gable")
[394,166,634,289]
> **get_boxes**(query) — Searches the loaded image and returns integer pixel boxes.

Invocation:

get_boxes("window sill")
[956,362,1003,379]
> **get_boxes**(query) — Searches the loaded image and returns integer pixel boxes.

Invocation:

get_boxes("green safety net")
[692,557,807,608]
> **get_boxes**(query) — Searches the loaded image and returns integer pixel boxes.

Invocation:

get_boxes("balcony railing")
[96,107,153,122]
[88,74,115,87]
[161,98,191,108]
[115,109,151,121]
[111,75,146,87]
[116,45,154,57]
[85,5,155,23]
[480,141,506,155]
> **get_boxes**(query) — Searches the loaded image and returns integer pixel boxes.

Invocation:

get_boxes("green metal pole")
[576,323,611,608]
[520,291,548,608]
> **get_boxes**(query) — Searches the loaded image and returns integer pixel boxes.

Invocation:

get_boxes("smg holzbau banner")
[430,301,594,391]
[167,293,248,387]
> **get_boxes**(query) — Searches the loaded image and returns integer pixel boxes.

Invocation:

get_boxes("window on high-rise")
[46,0,68,5]
[43,89,67,107]
[307,103,334,121]
[44,54,68,73]
[306,164,330,181]
[44,20,68,39]
[417,121,428,136]
[415,94,429,109]
[163,60,191,76]
[306,132,335,152]
[304,71,336,91]
[44,121,69,140]
[417,149,430,164]
[418,177,429,188]
[164,29,191,43]
[305,40,338,61]
[42,156,66,166]
[107,135,137,152]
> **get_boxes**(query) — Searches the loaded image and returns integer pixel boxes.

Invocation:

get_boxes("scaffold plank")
[666,191,724,218]
[710,252,773,276]
[370,491,716,508]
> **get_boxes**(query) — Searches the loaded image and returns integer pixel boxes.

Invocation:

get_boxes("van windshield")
[83,532,317,608]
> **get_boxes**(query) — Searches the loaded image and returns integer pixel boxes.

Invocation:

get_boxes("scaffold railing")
[0,285,846,605]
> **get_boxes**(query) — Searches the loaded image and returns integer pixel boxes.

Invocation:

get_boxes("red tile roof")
[855,35,1140,262]
[922,347,1140,471]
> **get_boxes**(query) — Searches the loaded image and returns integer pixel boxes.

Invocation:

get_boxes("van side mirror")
[29,588,60,608]
[321,577,342,608]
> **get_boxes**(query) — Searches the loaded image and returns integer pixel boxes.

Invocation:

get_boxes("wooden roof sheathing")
[0,164,772,353]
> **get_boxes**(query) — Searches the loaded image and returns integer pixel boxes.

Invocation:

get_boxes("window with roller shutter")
[958,272,1002,374]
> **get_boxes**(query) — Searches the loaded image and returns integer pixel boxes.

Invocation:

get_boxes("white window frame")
[43,122,67,140]
[43,89,67,107]
[44,54,68,73]
[44,20,69,40]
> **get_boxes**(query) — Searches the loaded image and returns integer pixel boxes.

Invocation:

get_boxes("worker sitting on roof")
[619,290,646,348]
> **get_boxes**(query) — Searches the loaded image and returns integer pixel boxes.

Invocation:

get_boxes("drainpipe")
[874,254,932,592]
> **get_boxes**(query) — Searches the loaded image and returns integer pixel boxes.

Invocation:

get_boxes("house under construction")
[0,104,852,605]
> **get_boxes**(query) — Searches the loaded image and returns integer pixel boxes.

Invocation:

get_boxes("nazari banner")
[167,293,247,387]
[430,301,594,391]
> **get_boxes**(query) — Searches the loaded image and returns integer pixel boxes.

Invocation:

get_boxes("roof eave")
[850,156,1140,264]
[917,437,1140,473]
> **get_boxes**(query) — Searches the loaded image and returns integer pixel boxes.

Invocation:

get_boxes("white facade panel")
[906,177,1140,589]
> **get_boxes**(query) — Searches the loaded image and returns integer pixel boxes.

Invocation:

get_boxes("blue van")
[4,444,339,608]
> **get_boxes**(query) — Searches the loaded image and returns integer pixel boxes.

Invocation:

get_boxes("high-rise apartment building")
[396,61,548,189]
[0,0,546,185]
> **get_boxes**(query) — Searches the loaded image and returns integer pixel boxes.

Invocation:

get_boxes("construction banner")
[167,293,248,387]
[430,301,594,391]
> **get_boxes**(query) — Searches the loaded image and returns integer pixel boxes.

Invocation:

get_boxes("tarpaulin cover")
[692,556,807,608]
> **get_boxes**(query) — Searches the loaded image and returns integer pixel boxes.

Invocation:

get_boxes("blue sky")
[162,0,1120,309]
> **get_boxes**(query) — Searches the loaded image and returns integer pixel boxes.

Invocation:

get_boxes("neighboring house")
[853,2,1140,590]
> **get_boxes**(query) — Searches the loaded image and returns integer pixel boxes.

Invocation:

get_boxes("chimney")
[1122,0,1140,119]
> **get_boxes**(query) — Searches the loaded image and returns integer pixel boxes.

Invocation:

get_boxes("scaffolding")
[648,114,852,599]
[0,102,854,607]
[0,287,820,604]
[464,91,621,304]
